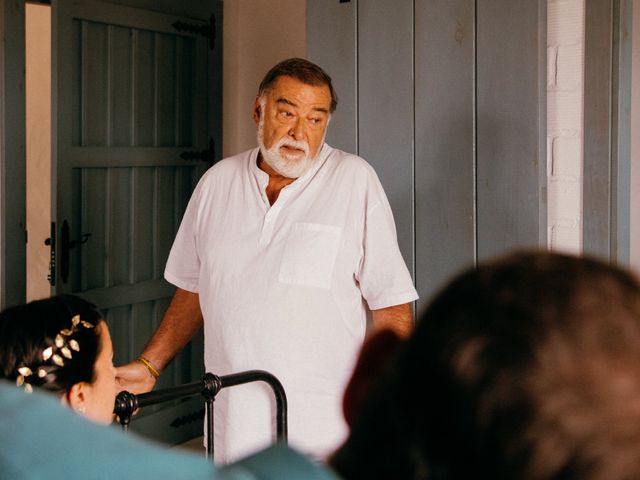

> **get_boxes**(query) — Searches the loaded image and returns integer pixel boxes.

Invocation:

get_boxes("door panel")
[307,0,547,306]
[358,0,415,278]
[414,0,476,312]
[54,0,218,444]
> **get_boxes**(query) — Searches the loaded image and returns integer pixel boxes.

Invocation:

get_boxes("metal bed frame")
[114,370,288,461]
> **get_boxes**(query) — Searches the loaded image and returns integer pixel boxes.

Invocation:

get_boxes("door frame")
[583,0,635,263]
[0,0,26,309]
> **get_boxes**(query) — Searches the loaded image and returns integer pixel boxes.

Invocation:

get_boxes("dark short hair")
[0,294,104,396]
[333,251,640,480]
[258,58,338,113]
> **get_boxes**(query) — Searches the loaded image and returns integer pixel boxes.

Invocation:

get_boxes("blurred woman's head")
[0,294,116,424]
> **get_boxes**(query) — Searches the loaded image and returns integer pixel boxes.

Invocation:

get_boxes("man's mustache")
[278,139,310,156]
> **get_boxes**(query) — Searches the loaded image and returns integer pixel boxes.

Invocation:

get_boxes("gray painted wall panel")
[358,0,415,275]
[414,0,475,309]
[306,0,357,153]
[476,0,546,260]
[583,1,612,258]
[308,0,548,309]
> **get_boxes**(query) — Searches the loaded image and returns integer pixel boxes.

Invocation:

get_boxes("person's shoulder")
[221,443,339,480]
[201,148,257,179]
[323,145,382,191]
[193,148,257,193]
[325,145,377,176]
[0,382,218,479]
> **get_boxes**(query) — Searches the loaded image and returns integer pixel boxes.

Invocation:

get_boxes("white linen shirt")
[165,143,418,463]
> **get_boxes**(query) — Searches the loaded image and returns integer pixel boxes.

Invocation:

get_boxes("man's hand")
[114,288,203,395]
[116,361,157,394]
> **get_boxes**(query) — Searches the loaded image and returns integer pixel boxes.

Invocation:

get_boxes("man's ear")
[253,96,262,125]
[342,329,405,427]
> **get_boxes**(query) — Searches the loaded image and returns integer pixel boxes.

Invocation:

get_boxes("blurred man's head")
[333,251,640,480]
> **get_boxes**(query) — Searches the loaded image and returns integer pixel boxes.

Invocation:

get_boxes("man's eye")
[280,111,293,118]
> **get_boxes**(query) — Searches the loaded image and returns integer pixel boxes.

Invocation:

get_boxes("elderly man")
[116,58,418,463]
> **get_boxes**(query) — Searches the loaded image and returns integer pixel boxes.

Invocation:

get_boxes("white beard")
[257,105,319,179]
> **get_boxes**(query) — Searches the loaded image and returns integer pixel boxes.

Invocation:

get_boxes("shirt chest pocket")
[279,223,342,289]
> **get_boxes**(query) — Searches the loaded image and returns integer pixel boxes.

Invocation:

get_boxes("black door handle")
[60,220,91,284]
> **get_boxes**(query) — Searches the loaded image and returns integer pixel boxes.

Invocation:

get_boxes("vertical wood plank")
[155,167,177,274]
[82,21,108,146]
[414,0,476,308]
[135,30,155,146]
[174,35,182,146]
[109,25,133,146]
[306,0,358,153]
[156,33,177,146]
[71,19,82,146]
[178,36,194,147]
[106,25,112,146]
[583,0,632,263]
[131,301,153,359]
[106,305,131,364]
[108,167,132,286]
[1,0,27,307]
[614,0,634,264]
[81,168,107,290]
[583,0,612,258]
[130,29,137,146]
[153,32,159,146]
[476,0,547,260]
[133,167,154,282]
[358,0,415,276]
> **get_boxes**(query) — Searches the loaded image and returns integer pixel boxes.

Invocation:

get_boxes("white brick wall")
[547,0,585,253]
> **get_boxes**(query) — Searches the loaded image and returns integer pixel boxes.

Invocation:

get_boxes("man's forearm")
[370,303,413,338]
[142,288,204,371]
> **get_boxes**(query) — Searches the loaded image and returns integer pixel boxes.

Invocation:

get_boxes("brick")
[547,90,583,133]
[550,137,581,177]
[548,0,585,45]
[556,44,584,91]
[549,224,582,253]
[548,178,581,222]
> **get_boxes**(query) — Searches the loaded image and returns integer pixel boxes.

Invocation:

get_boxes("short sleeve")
[164,179,204,293]
[356,177,418,310]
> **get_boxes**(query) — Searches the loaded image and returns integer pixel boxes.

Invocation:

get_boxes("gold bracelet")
[136,355,161,379]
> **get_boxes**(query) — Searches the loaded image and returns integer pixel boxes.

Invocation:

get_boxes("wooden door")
[52,0,220,444]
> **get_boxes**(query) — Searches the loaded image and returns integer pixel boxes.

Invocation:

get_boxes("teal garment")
[220,443,340,480]
[0,381,218,479]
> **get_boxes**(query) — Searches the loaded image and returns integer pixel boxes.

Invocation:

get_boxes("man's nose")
[289,119,306,140]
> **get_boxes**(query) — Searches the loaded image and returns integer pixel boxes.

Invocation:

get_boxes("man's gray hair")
[258,58,338,113]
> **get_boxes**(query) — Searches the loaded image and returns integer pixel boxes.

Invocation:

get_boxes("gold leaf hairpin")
[16,314,95,393]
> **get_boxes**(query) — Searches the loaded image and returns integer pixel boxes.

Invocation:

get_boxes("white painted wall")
[222,0,306,157]
[547,0,585,253]
[26,4,51,301]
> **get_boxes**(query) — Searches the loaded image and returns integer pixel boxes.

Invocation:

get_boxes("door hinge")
[173,14,216,50]
[180,137,216,166]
